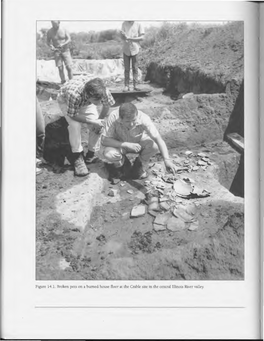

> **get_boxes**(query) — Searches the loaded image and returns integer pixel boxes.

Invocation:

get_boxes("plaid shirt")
[58,76,115,117]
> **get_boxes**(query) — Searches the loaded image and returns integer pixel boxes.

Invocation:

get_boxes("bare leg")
[66,65,73,80]
[58,65,66,83]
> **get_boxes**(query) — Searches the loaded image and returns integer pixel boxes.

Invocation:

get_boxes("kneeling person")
[99,102,178,179]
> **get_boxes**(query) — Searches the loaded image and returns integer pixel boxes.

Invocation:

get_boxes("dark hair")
[119,103,138,119]
[84,78,106,100]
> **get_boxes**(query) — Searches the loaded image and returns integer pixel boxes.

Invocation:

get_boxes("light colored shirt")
[121,21,144,56]
[102,109,159,143]
[58,76,115,117]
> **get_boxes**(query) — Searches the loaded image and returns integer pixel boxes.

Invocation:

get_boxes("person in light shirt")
[120,21,145,92]
[98,102,178,180]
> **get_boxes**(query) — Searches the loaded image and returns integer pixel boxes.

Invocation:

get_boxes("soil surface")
[36,81,244,281]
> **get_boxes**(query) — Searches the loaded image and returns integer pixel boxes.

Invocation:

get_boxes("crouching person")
[57,77,115,176]
[98,102,178,180]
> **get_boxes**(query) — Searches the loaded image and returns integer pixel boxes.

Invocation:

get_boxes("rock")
[131,205,146,218]
[197,152,206,157]
[167,216,186,231]
[154,212,171,226]
[108,189,118,197]
[127,190,133,194]
[185,151,193,156]
[192,166,199,171]
[153,223,167,231]
[112,178,121,185]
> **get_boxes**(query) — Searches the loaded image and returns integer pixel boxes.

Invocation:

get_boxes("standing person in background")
[47,21,73,84]
[120,21,145,92]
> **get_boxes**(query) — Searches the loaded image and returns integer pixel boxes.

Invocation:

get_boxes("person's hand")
[93,120,104,134]
[122,142,142,153]
[164,159,178,175]
[121,31,127,39]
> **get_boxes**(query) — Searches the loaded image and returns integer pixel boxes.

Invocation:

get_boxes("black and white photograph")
[36,20,244,281]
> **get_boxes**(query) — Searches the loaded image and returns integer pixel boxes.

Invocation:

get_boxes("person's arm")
[127,34,144,43]
[102,136,142,153]
[66,95,103,128]
[120,30,127,41]
[99,104,110,119]
[47,31,56,50]
[70,114,102,127]
[144,120,178,174]
[99,89,115,119]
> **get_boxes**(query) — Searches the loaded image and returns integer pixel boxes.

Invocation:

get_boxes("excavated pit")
[36,59,244,281]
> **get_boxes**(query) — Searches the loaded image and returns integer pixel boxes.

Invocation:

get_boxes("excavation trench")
[36,60,244,280]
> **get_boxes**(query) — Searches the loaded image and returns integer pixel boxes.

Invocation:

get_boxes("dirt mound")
[139,22,244,85]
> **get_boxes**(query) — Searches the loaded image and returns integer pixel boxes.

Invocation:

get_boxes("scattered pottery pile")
[163,151,212,173]
[129,152,211,232]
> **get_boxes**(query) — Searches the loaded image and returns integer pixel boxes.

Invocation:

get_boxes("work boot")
[131,157,148,180]
[104,156,132,181]
[85,150,97,164]
[73,152,89,177]
[104,163,123,181]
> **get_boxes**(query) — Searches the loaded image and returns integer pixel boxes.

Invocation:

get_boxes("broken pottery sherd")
[154,212,171,226]
[148,202,160,211]
[192,166,199,171]
[185,203,197,216]
[185,150,193,156]
[153,223,167,231]
[197,160,207,166]
[191,186,210,198]
[131,205,146,218]
[148,196,159,204]
[108,189,118,197]
[167,216,186,232]
[148,210,160,217]
[173,205,195,223]
[160,201,170,211]
[188,219,199,231]
[127,189,133,194]
[173,179,192,198]
[197,152,206,158]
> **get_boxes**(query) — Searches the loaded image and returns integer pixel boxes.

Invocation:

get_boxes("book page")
[260,2,264,339]
[2,0,260,339]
